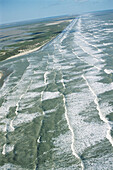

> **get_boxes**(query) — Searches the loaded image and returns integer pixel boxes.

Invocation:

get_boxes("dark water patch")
[42,96,63,111]
[0,97,5,107]
[53,31,62,34]
[64,86,81,95]
[6,107,16,119]
[81,138,113,169]
[36,95,74,169]
[0,67,12,88]
[79,101,102,123]
[81,139,113,160]
[45,83,58,92]
[28,85,45,93]
[0,116,43,169]
[18,99,42,115]
[0,35,10,39]
[31,31,44,35]
[98,89,113,103]
[106,112,113,121]
[14,39,25,42]
[99,73,113,84]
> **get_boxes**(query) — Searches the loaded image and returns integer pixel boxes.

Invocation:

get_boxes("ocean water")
[0,10,113,170]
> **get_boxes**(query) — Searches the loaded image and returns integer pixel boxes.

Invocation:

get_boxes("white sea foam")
[0,163,28,170]
[73,32,103,59]
[22,91,40,99]
[0,118,14,132]
[62,93,85,170]
[75,40,102,64]
[1,80,33,156]
[103,42,113,46]
[99,102,113,119]
[2,144,6,155]
[84,74,113,95]
[13,113,38,127]
[72,50,101,71]
[66,89,107,152]
[10,120,15,131]
[82,74,113,146]
[30,81,44,89]
[77,32,103,52]
[52,38,85,168]
[59,18,77,44]
[37,136,41,143]
[44,108,57,114]
[2,144,14,155]
[42,92,60,101]
[15,80,33,116]
[104,69,113,74]
[44,71,48,84]
[1,12,113,169]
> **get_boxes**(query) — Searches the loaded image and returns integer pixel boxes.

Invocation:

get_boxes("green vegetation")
[0,16,76,61]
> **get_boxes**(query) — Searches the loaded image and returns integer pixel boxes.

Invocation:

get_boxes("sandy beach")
[46,19,72,26]
[5,44,45,61]
[0,72,3,80]
[5,37,56,61]
[0,16,75,62]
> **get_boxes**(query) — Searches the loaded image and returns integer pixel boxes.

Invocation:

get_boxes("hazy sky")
[0,0,113,24]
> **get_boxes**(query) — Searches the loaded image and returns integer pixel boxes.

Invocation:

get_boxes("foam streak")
[72,50,101,71]
[2,80,33,155]
[63,94,84,170]
[82,74,113,147]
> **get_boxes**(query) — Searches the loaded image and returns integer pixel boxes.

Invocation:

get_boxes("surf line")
[41,58,49,115]
[82,74,113,147]
[2,79,33,155]
[59,18,78,44]
[75,41,101,65]
[37,59,49,151]
[57,51,84,169]
[77,32,102,53]
[60,69,84,170]
[62,94,84,170]
[51,44,84,169]
[72,50,101,71]
[79,31,113,59]
[15,79,33,116]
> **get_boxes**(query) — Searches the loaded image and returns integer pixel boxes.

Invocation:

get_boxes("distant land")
[0,15,76,62]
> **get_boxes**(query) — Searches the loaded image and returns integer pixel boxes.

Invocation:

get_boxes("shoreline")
[5,42,48,61]
[0,42,48,79]
[5,35,56,61]
[1,17,74,62]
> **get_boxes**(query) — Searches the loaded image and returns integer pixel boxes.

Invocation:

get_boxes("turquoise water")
[0,10,113,169]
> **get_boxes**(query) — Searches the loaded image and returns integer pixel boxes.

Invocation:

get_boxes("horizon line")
[0,8,113,26]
